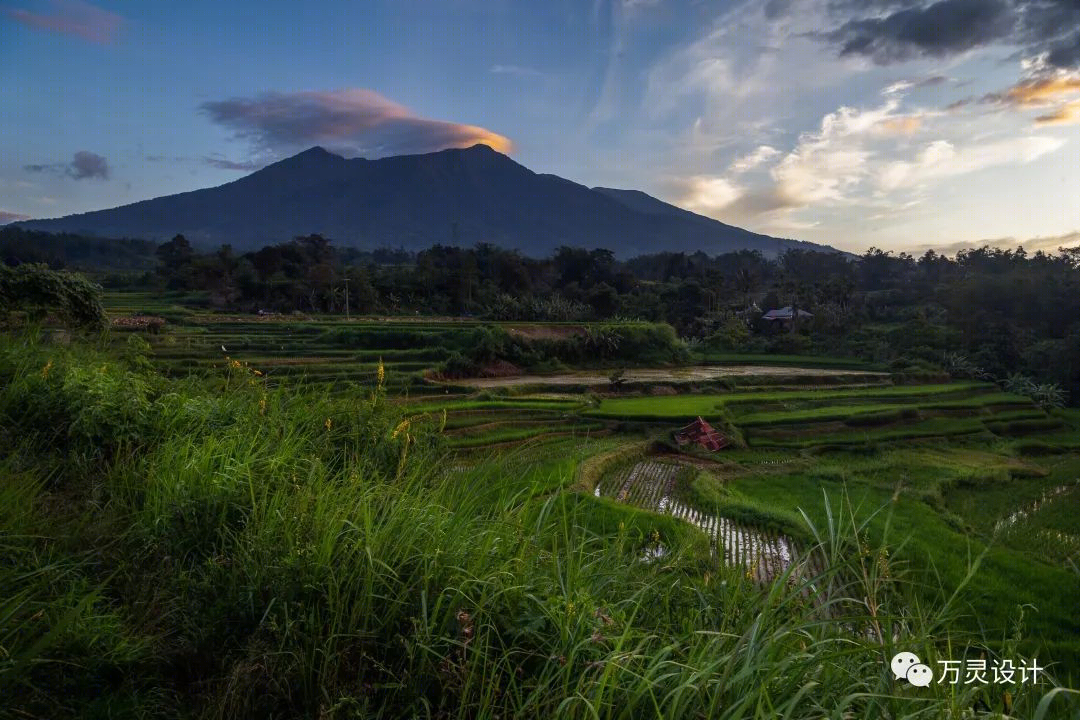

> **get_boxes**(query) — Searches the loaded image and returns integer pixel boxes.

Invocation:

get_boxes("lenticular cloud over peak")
[200,88,513,160]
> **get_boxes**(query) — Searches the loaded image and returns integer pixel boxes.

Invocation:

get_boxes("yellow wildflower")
[41,360,53,379]
[377,358,385,388]
[253,369,263,376]
[324,417,333,431]
[391,418,410,439]
[259,396,267,415]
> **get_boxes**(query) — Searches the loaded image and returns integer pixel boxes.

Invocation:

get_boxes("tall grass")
[1,332,1076,718]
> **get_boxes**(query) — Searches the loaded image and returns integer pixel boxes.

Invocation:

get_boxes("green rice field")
[4,296,1078,718]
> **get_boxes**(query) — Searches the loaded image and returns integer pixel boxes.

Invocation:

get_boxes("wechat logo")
[891,651,933,687]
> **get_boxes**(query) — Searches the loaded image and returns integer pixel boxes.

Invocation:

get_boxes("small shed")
[674,416,728,452]
[761,306,813,322]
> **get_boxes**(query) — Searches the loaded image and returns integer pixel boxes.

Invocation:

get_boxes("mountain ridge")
[17,145,840,258]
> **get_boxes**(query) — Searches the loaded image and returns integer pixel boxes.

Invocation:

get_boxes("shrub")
[0,263,107,330]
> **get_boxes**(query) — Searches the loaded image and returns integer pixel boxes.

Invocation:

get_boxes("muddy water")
[596,459,822,585]
[457,365,880,389]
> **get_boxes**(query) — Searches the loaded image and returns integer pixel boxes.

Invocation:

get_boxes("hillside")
[17,145,839,257]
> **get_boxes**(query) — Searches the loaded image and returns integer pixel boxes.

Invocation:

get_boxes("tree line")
[2,226,1077,402]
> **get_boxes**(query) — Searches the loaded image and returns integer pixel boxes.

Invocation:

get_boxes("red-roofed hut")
[673,416,728,452]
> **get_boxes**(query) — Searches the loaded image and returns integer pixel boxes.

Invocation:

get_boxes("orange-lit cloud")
[1035,100,1080,125]
[200,89,512,159]
[3,0,122,44]
[981,74,1080,108]
[876,115,923,136]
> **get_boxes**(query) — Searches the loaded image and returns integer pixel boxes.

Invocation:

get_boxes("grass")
[585,382,996,421]
[724,461,1080,671]
[695,352,877,369]
[446,422,606,449]
[7,309,1080,717]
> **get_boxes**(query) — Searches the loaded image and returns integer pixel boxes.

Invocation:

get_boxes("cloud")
[68,150,109,179]
[983,74,1080,107]
[972,72,1080,123]
[815,0,1080,69]
[3,0,122,44]
[202,155,265,171]
[1047,31,1080,69]
[674,85,1066,236]
[915,230,1080,255]
[819,0,1013,64]
[680,176,743,214]
[769,99,904,206]
[200,88,513,158]
[677,96,912,220]
[1035,99,1080,125]
[884,75,949,95]
[24,150,110,180]
[0,210,31,225]
[876,115,923,135]
[728,145,781,173]
[490,64,545,77]
[877,135,1063,189]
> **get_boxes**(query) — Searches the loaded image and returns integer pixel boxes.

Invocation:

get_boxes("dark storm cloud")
[820,0,1014,63]
[199,89,512,158]
[814,0,1080,68]
[1047,31,1080,68]
[24,150,110,180]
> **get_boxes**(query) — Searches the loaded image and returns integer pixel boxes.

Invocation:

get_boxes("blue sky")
[1,0,1078,253]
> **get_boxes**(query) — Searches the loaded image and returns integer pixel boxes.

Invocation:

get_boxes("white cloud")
[681,176,742,214]
[728,145,780,173]
[769,98,900,205]
[878,136,1065,190]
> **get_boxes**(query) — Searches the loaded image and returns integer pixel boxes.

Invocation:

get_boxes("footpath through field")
[453,365,882,388]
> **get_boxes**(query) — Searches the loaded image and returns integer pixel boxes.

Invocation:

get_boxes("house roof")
[674,416,728,451]
[762,306,813,320]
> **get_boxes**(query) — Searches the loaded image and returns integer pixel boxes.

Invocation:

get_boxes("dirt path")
[456,365,881,388]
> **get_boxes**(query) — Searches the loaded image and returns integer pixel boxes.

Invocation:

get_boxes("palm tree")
[735,267,756,309]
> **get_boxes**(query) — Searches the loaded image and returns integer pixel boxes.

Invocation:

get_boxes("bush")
[0,263,107,330]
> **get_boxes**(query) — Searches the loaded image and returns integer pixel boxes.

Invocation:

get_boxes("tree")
[156,234,195,289]
[588,282,619,318]
[735,266,756,308]
[0,263,107,330]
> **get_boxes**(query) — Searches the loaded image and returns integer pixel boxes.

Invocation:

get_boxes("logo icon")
[890,651,921,681]
[906,662,933,687]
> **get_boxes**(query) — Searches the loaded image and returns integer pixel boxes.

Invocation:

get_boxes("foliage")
[9,230,1079,403]
[0,263,107,330]
[1004,373,1067,410]
[4,333,1078,718]
[439,323,689,376]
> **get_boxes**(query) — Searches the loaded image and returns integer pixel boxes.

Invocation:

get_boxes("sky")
[1,0,1078,254]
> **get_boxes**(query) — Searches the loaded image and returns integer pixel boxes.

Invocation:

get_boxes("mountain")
[17,145,839,257]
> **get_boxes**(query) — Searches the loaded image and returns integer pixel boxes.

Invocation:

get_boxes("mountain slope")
[18,145,839,257]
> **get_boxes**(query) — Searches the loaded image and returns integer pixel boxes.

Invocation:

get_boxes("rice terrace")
[4,2,1080,713]
[4,254,1080,717]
